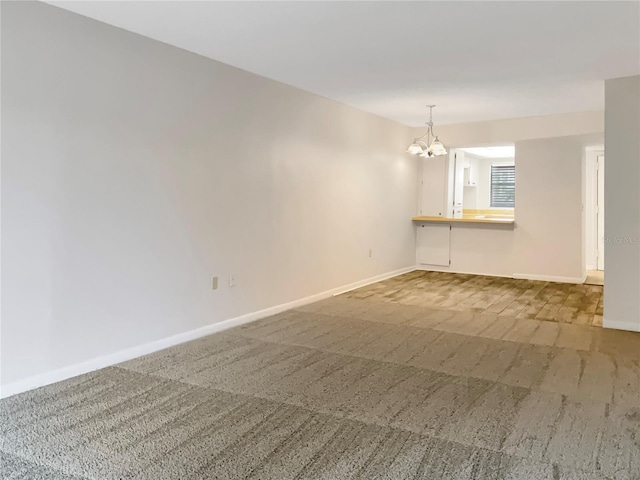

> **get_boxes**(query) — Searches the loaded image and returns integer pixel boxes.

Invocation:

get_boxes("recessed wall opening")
[450,145,516,220]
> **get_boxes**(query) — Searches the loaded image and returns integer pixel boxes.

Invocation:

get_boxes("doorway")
[585,149,604,285]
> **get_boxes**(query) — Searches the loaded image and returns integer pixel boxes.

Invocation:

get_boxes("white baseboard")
[603,319,640,332]
[415,265,514,279]
[415,266,587,284]
[0,265,415,399]
[512,273,587,284]
[330,266,415,295]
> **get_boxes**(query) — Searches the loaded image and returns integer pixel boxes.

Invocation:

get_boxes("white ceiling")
[47,1,640,126]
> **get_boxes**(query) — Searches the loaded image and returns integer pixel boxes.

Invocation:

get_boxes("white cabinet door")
[467,157,479,186]
[420,156,447,216]
[416,224,451,266]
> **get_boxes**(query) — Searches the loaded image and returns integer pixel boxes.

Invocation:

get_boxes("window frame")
[490,164,515,208]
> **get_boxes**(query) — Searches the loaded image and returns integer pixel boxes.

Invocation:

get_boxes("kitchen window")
[490,165,515,208]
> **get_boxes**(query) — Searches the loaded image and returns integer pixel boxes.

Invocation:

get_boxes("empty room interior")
[2,1,640,479]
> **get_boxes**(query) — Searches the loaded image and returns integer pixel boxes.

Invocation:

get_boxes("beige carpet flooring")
[585,270,605,286]
[345,271,605,327]
[1,281,638,479]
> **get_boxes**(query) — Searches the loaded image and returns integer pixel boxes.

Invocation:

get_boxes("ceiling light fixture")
[406,105,447,157]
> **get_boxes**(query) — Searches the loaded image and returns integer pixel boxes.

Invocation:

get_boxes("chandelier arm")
[415,130,430,140]
[417,126,435,142]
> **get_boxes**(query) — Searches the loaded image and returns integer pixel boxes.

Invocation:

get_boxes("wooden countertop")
[412,216,515,225]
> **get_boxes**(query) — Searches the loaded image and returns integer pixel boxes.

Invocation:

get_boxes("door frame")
[596,154,605,270]
[585,149,604,271]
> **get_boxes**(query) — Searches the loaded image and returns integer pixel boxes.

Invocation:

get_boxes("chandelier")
[406,105,447,157]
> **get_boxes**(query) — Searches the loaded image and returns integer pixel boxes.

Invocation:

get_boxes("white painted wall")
[604,75,640,332]
[512,137,585,280]
[475,159,492,209]
[463,186,478,209]
[1,2,418,390]
[419,157,447,217]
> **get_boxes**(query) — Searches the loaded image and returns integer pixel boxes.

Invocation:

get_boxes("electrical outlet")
[229,273,237,287]
[211,276,218,290]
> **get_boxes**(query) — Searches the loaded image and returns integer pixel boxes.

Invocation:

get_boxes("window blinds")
[490,165,515,208]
